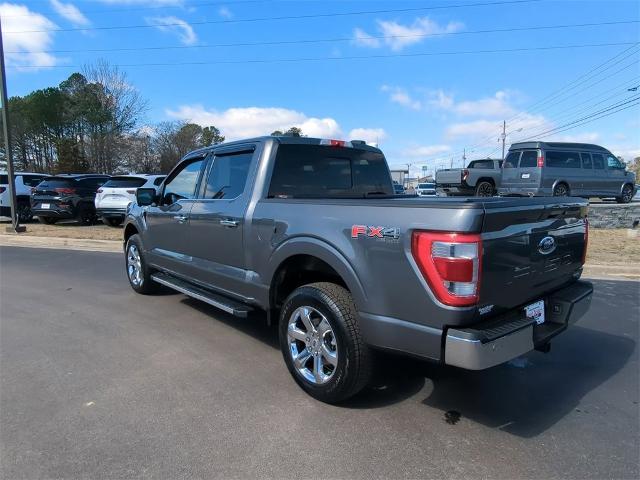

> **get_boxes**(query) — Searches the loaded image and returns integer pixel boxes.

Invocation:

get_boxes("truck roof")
[186,136,383,158]
[509,141,609,151]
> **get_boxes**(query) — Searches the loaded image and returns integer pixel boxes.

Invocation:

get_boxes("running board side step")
[151,273,252,318]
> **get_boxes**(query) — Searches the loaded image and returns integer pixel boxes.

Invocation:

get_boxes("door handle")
[220,219,239,228]
[173,215,188,224]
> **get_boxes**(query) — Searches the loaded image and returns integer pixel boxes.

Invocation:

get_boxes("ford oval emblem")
[538,236,556,255]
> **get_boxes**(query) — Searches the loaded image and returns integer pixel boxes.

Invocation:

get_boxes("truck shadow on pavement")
[354,325,635,438]
[180,298,635,438]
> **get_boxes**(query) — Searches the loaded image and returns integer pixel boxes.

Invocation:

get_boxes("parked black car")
[31,174,110,225]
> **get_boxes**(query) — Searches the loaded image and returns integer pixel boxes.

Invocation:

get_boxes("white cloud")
[555,132,601,143]
[381,85,422,110]
[354,17,464,51]
[349,128,387,145]
[402,145,451,158]
[165,105,342,140]
[446,113,551,141]
[50,0,90,26]
[218,6,232,19]
[430,90,516,117]
[352,27,381,48]
[0,3,59,70]
[147,15,196,45]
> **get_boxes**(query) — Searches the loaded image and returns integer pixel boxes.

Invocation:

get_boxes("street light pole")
[0,18,24,233]
[500,120,506,161]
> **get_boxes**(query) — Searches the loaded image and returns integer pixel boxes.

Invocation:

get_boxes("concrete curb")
[0,234,121,253]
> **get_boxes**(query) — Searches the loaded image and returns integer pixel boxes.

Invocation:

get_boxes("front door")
[184,146,256,297]
[145,156,207,275]
[605,154,626,195]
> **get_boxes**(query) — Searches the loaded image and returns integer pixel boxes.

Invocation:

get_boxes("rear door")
[185,145,256,294]
[515,150,540,189]
[579,153,595,196]
[499,151,521,189]
[144,156,207,274]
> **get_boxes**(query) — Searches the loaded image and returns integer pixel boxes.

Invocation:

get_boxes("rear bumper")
[444,280,593,370]
[96,207,126,219]
[498,187,548,196]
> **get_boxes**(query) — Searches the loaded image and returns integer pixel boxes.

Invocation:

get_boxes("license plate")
[521,173,531,179]
[41,203,50,209]
[525,300,545,325]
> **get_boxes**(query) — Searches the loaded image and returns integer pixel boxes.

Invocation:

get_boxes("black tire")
[475,181,494,197]
[103,217,123,227]
[125,234,159,295]
[38,216,57,225]
[616,184,634,204]
[553,183,570,197]
[17,201,33,223]
[78,204,96,225]
[279,282,372,403]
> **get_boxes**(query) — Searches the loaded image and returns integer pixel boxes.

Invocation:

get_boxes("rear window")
[519,151,538,168]
[268,144,393,198]
[21,175,47,187]
[37,177,76,189]
[545,151,581,169]
[503,151,520,168]
[103,177,147,188]
[468,160,494,169]
[418,183,434,189]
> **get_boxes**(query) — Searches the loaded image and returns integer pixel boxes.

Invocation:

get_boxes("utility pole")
[500,120,506,161]
[462,148,467,167]
[0,19,24,233]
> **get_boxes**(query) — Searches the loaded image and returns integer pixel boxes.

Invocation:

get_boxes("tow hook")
[535,343,551,353]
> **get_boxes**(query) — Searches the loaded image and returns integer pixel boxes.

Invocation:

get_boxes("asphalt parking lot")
[1,247,638,479]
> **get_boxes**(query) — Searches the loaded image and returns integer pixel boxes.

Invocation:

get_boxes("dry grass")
[3,220,639,266]
[586,228,639,266]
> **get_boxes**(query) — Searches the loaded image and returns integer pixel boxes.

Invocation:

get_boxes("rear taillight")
[582,218,589,264]
[126,189,136,194]
[462,169,469,181]
[0,186,6,194]
[537,156,544,167]
[411,231,482,307]
[55,187,76,195]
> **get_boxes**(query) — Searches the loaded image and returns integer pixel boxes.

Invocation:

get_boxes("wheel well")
[476,177,495,186]
[124,224,138,243]
[270,255,348,313]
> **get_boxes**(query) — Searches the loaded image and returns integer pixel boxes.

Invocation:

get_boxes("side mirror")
[136,188,157,206]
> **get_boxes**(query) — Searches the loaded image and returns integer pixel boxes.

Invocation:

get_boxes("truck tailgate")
[479,199,588,313]
[436,169,462,185]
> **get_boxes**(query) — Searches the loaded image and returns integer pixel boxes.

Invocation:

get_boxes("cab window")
[607,155,624,169]
[592,154,605,169]
[203,151,253,200]
[162,158,205,204]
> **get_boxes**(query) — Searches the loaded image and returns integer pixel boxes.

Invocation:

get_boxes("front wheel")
[475,181,494,197]
[616,184,634,204]
[125,234,159,295]
[279,282,372,403]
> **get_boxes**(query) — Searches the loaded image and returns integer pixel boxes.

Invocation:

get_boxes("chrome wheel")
[476,182,494,197]
[553,184,569,196]
[127,244,143,287]
[287,306,338,385]
[622,185,633,203]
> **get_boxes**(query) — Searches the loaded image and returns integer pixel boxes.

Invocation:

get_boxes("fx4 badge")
[351,225,400,239]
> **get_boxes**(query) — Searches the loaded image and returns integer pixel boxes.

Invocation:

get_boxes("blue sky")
[4,0,640,176]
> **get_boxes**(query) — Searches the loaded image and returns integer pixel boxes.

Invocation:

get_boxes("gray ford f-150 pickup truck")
[123,136,593,403]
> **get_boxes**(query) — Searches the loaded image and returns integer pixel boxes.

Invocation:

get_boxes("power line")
[4,0,543,34]
[8,19,637,55]
[7,41,636,69]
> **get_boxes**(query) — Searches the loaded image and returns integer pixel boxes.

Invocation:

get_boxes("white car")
[0,171,50,222]
[95,175,165,227]
[415,182,437,197]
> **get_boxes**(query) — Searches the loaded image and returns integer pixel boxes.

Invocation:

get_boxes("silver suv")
[499,142,636,203]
